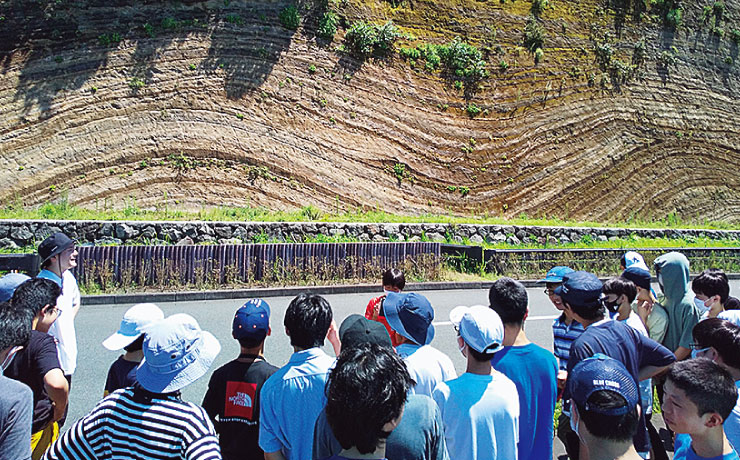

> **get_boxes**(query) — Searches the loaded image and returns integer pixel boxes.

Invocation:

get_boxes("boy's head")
[103,303,165,351]
[450,305,504,362]
[692,318,740,371]
[620,266,652,301]
[384,292,435,346]
[0,302,32,368]
[339,314,392,351]
[38,232,77,272]
[602,277,637,313]
[326,343,412,454]
[284,293,332,349]
[554,271,605,321]
[232,299,271,349]
[568,354,640,444]
[10,278,61,332]
[540,266,574,311]
[692,269,730,308]
[488,277,528,327]
[382,269,405,293]
[663,359,737,435]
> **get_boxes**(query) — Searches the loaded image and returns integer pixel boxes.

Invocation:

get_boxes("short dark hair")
[467,347,497,362]
[284,293,332,349]
[667,359,737,421]
[488,277,528,326]
[124,334,145,353]
[576,390,639,442]
[692,318,740,371]
[0,302,32,351]
[382,269,405,290]
[602,277,637,304]
[567,302,606,321]
[692,269,730,304]
[237,335,266,349]
[326,344,411,454]
[619,254,627,270]
[10,278,61,317]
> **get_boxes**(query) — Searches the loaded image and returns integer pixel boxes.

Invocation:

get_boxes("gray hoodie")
[654,252,700,352]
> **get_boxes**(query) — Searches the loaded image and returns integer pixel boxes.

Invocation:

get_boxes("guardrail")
[441,245,740,276]
[0,253,40,276]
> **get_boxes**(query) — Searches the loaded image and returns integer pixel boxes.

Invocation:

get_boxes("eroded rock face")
[1,0,739,222]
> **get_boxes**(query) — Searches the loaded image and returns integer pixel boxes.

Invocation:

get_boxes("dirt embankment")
[1,0,739,222]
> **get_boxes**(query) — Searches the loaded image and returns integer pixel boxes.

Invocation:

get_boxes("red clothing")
[364,295,400,347]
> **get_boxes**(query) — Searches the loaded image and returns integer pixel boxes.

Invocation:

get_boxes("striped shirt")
[42,387,221,460]
[552,315,585,370]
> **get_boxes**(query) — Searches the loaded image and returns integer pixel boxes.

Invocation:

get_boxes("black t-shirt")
[5,330,62,433]
[104,356,140,395]
[201,357,278,460]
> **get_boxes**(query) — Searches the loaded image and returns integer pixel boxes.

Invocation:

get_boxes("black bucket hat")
[38,232,76,265]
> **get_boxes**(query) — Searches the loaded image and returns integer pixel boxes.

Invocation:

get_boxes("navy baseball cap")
[539,266,575,284]
[0,273,31,302]
[38,232,76,264]
[621,266,652,291]
[383,292,435,346]
[232,299,270,341]
[339,314,392,350]
[554,271,603,308]
[568,354,639,416]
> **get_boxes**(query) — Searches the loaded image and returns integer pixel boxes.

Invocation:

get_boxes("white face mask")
[383,290,393,297]
[657,274,664,293]
[457,336,467,357]
[1,346,23,373]
[694,297,711,314]
[691,346,711,359]
[570,407,581,440]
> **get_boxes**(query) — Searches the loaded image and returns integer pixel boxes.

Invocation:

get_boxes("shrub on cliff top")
[279,5,300,30]
[345,21,377,57]
[438,37,488,79]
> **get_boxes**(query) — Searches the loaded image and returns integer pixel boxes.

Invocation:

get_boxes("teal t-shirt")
[674,433,740,460]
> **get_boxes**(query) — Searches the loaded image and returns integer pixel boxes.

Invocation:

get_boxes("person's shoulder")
[521,343,558,368]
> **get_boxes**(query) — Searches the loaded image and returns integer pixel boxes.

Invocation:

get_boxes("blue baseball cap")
[383,292,435,346]
[568,353,639,416]
[0,273,31,303]
[539,266,575,284]
[621,266,652,291]
[554,271,603,308]
[232,299,270,341]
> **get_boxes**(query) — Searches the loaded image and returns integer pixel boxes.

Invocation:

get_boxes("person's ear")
[284,326,290,337]
[705,412,724,428]
[706,346,720,363]
[41,304,53,316]
[267,326,272,337]
[382,406,404,433]
[523,310,529,321]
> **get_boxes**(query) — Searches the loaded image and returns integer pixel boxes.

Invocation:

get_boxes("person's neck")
[45,265,63,278]
[466,356,493,375]
[616,303,631,321]
[339,440,387,459]
[690,428,731,458]
[586,438,641,460]
[503,324,530,347]
[580,316,605,329]
[561,309,575,324]
[708,303,725,318]
[123,350,144,362]
[32,317,46,333]
[238,345,264,361]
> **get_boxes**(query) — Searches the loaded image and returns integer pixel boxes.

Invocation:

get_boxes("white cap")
[103,303,165,350]
[449,305,504,354]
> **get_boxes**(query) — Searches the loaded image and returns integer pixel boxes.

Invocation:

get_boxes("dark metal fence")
[74,243,442,291]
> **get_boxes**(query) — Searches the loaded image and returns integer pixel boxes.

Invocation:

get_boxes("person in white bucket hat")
[43,314,222,460]
[102,303,164,396]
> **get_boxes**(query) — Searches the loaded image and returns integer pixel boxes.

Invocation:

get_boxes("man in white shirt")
[383,292,456,397]
[433,305,519,460]
[36,233,80,426]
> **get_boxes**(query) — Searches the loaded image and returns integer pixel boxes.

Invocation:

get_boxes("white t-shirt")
[47,271,80,375]
[396,343,457,398]
[620,311,653,415]
[433,371,519,460]
[725,381,740,451]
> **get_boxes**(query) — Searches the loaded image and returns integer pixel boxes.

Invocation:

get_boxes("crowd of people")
[0,232,739,460]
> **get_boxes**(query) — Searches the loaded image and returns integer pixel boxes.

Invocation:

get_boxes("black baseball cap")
[38,232,76,264]
[339,314,392,350]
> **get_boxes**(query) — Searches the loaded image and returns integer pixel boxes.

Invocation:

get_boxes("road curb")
[81,274,740,305]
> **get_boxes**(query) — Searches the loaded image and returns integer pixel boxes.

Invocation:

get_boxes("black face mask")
[603,298,620,313]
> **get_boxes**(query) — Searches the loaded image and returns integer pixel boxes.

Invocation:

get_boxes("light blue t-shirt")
[725,381,740,451]
[432,372,519,460]
[674,433,740,460]
[259,348,335,460]
[490,343,558,460]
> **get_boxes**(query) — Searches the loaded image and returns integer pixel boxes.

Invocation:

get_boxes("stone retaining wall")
[1,219,739,249]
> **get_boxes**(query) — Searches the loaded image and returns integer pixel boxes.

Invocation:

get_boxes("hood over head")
[653,252,691,305]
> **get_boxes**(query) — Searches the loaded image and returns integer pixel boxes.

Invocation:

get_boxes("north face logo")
[225,382,257,419]
[228,392,253,408]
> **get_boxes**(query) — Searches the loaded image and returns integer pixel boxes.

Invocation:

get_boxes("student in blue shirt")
[560,271,676,459]
[663,359,739,460]
[489,277,558,460]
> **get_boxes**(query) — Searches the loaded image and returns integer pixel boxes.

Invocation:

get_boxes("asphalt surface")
[66,280,740,458]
